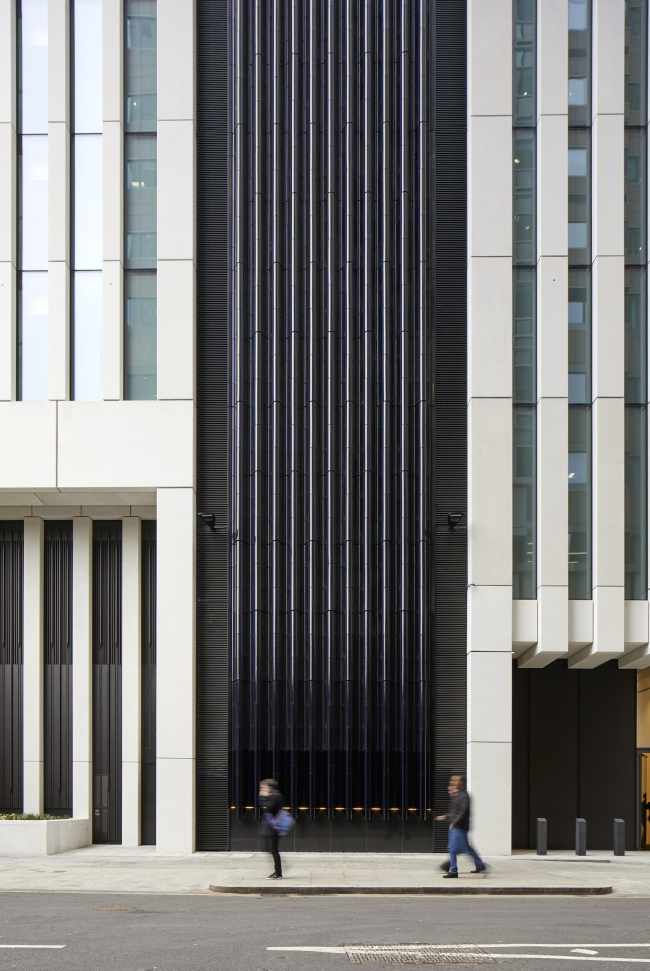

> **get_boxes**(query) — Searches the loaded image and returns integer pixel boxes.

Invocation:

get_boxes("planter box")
[0,818,91,856]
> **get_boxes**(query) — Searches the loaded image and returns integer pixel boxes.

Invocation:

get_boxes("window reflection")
[73,272,102,401]
[73,0,102,134]
[625,128,647,264]
[18,272,48,401]
[568,269,591,404]
[568,0,590,126]
[568,406,592,600]
[625,0,647,127]
[514,407,536,599]
[19,135,48,271]
[73,135,103,270]
[125,0,157,133]
[626,406,648,600]
[568,130,591,265]
[18,0,48,135]
[513,0,535,126]
[125,271,157,400]
[126,135,157,269]
[513,130,535,265]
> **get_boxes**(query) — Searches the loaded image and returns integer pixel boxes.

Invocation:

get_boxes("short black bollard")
[575,818,587,856]
[537,818,547,855]
[614,818,625,856]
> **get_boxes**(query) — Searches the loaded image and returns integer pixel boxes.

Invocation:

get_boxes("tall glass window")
[625,3,648,601]
[626,0,648,127]
[513,269,536,598]
[625,128,647,264]
[513,130,536,265]
[72,0,103,401]
[513,2,537,598]
[568,269,592,599]
[17,0,48,401]
[568,129,591,265]
[513,0,535,126]
[124,0,157,400]
[569,0,591,126]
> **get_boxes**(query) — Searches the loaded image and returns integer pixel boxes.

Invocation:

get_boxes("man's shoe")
[268,872,282,879]
[471,865,487,873]
[439,860,450,872]
[442,872,458,878]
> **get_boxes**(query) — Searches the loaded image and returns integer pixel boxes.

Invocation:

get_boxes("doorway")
[637,749,650,849]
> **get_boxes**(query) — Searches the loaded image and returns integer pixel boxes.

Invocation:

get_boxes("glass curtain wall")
[568,0,592,599]
[72,0,103,400]
[17,0,48,401]
[625,0,648,600]
[513,0,537,599]
[124,0,157,400]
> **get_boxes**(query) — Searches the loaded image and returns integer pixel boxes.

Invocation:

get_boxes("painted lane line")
[0,945,66,949]
[488,957,650,964]
[478,946,650,950]
[572,951,600,956]
[268,946,650,953]
[268,947,348,953]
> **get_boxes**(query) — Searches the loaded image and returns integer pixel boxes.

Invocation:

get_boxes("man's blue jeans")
[447,827,484,873]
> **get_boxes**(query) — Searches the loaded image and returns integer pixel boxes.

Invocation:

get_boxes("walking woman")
[259,779,284,878]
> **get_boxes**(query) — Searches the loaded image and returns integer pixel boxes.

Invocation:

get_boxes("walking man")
[435,774,487,877]
[259,778,284,879]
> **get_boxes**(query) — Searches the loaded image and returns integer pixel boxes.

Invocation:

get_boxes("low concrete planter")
[0,818,91,856]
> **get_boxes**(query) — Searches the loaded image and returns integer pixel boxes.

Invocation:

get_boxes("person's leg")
[462,831,486,870]
[447,828,460,874]
[271,834,282,875]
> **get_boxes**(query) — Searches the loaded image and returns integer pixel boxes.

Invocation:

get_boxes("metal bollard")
[613,819,625,856]
[575,818,586,856]
[536,818,547,855]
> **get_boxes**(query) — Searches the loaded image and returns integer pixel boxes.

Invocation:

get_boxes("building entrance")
[638,750,650,849]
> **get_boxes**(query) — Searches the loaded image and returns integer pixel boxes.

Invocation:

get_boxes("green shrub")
[0,813,71,821]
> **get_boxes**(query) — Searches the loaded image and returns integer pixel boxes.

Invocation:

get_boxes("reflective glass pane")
[625,128,647,264]
[513,267,536,403]
[513,406,536,599]
[19,135,48,270]
[513,130,536,265]
[513,0,535,126]
[73,271,103,401]
[568,0,591,126]
[625,267,647,404]
[18,271,48,401]
[569,405,592,600]
[73,0,102,133]
[625,405,648,600]
[19,0,48,134]
[74,135,103,269]
[125,271,157,400]
[568,268,591,404]
[125,134,157,269]
[625,0,647,127]
[568,129,591,265]
[125,0,157,133]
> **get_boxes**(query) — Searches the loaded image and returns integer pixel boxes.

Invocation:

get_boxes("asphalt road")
[1,892,650,971]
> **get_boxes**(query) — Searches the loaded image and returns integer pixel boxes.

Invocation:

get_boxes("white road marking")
[0,945,66,949]
[572,951,599,956]
[488,957,650,964]
[269,946,348,953]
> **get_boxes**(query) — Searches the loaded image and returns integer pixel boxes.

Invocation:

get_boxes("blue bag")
[266,809,295,836]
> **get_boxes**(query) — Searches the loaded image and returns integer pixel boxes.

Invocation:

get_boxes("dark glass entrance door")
[92,522,122,843]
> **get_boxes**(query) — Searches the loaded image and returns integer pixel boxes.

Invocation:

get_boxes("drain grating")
[345,945,496,964]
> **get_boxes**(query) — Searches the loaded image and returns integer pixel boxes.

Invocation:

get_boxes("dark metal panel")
[44,522,73,816]
[432,0,468,852]
[0,522,24,813]
[196,0,230,850]
[141,521,156,845]
[92,522,122,843]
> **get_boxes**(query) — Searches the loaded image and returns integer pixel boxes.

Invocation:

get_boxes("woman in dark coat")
[259,779,284,878]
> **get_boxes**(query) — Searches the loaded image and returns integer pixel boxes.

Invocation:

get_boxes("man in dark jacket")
[259,779,284,878]
[435,774,486,877]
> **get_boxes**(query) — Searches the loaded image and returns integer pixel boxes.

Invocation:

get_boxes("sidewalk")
[3,846,650,895]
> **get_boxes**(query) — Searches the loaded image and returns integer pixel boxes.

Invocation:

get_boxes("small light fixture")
[447,511,464,532]
[198,512,217,532]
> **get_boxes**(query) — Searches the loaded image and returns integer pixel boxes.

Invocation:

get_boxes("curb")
[208,884,613,896]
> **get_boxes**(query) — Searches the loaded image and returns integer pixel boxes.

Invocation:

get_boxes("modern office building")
[1,0,650,855]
